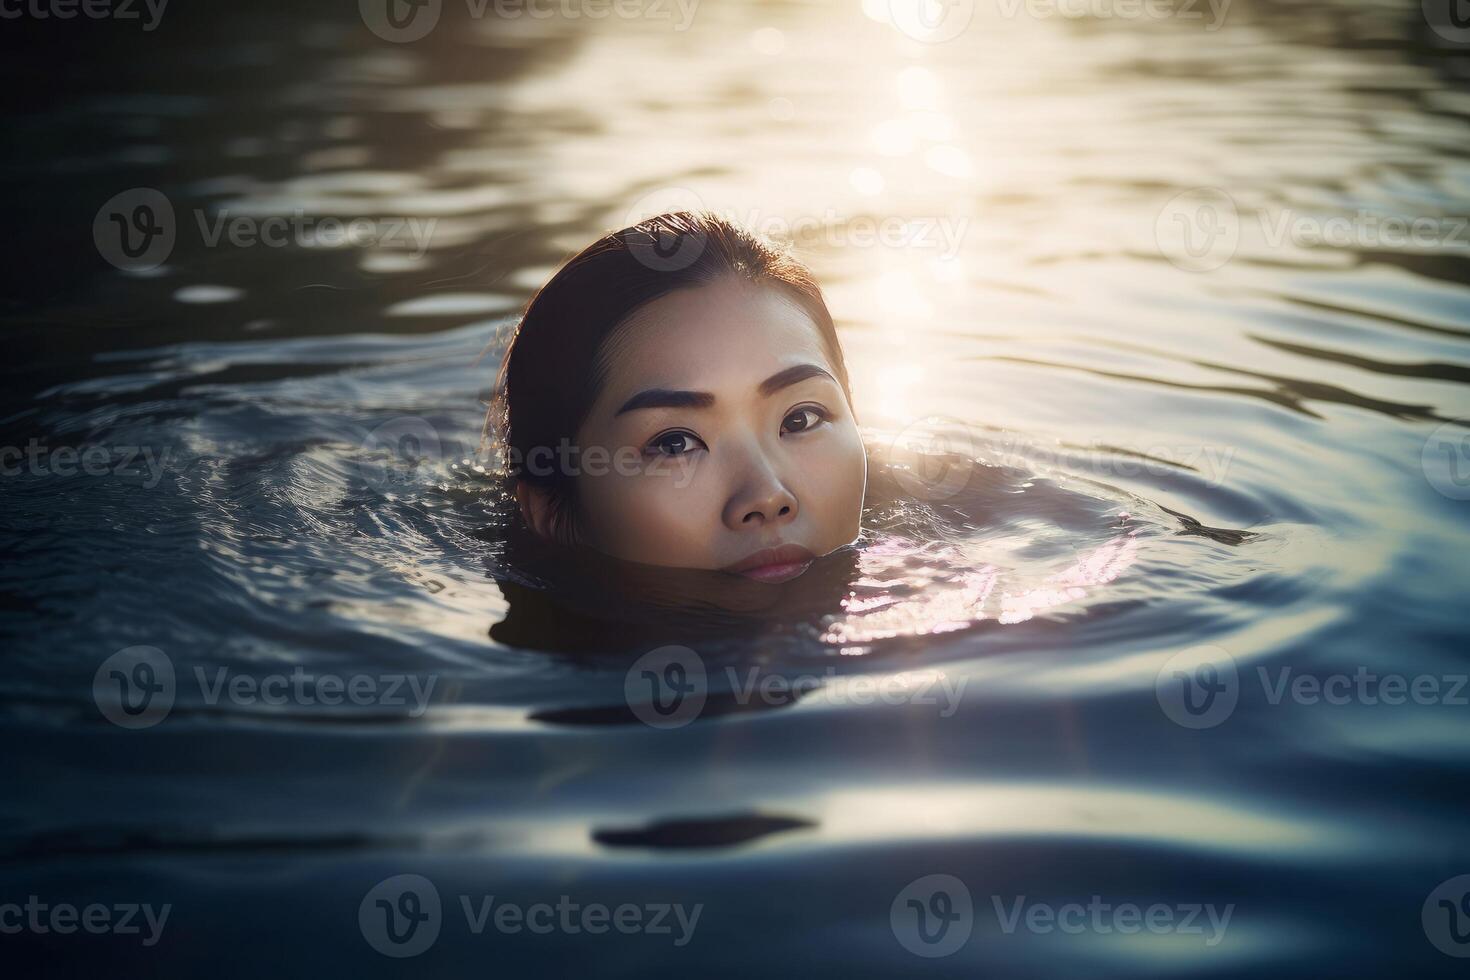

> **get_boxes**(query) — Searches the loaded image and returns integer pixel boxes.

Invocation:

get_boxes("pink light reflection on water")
[822,531,1139,647]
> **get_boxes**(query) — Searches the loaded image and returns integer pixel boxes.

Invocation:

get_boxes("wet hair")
[489,210,852,534]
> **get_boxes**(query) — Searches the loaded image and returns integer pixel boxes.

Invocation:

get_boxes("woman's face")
[565,276,866,582]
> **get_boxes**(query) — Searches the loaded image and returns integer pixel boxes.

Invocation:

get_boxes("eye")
[646,429,707,457]
[781,405,830,435]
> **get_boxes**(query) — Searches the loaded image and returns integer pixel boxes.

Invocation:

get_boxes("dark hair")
[489,210,852,531]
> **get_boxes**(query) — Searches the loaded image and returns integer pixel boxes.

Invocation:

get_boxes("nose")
[722,453,799,531]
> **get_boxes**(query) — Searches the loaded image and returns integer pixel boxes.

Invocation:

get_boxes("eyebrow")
[614,363,837,416]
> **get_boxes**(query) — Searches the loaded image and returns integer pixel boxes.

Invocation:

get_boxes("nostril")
[777,505,791,517]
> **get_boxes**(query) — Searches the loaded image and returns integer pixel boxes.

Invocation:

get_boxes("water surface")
[3,0,1469,975]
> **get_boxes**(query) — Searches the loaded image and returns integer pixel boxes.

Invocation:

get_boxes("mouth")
[722,544,816,584]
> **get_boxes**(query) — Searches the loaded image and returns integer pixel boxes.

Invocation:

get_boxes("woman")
[490,210,867,586]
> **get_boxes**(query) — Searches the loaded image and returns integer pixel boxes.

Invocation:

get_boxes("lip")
[723,544,816,583]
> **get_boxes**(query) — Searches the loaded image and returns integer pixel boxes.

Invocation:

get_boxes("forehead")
[597,278,832,397]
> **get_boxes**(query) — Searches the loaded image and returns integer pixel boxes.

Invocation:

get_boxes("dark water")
[4,0,1470,975]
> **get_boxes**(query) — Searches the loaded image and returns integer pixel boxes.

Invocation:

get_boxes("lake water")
[4,0,1470,975]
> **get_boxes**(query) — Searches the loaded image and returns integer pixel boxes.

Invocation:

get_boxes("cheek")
[575,461,717,564]
[789,424,867,538]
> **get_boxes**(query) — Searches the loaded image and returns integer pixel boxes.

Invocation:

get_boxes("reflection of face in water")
[488,521,862,655]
